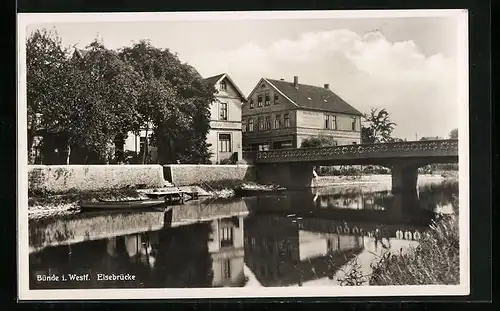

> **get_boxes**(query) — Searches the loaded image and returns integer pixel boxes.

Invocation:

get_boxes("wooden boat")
[234,184,287,197]
[80,198,166,212]
[137,187,199,203]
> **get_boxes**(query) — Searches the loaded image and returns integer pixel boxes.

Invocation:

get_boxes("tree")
[120,41,214,164]
[27,31,142,164]
[361,108,396,143]
[449,128,458,139]
[301,135,339,148]
[27,33,214,165]
[26,28,72,164]
[64,40,141,163]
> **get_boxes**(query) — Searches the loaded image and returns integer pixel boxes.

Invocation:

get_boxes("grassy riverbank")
[369,214,460,285]
[366,192,460,285]
[27,180,248,219]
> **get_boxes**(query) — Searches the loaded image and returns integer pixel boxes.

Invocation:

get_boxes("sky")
[25,12,466,140]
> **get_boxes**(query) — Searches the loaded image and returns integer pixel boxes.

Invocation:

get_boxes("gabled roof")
[203,73,247,101]
[264,78,363,116]
[203,73,225,86]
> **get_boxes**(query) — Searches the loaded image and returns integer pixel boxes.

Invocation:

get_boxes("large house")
[242,76,363,151]
[203,73,247,164]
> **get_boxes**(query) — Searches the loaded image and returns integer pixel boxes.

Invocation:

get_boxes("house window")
[325,115,337,129]
[222,259,231,280]
[274,94,279,104]
[258,144,270,151]
[249,99,254,109]
[258,117,264,131]
[220,226,234,248]
[351,117,357,131]
[283,113,290,127]
[242,120,246,132]
[220,103,228,121]
[265,92,270,106]
[219,134,231,152]
[219,81,227,91]
[248,119,254,132]
[274,114,281,129]
[257,95,263,107]
[264,116,271,130]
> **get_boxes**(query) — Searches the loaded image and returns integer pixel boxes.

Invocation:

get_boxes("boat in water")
[234,184,287,197]
[137,187,199,203]
[80,198,167,212]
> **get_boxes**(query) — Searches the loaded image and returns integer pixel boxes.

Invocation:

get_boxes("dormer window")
[219,81,227,91]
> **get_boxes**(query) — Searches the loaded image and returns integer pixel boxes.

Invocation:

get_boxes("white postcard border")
[17,9,470,300]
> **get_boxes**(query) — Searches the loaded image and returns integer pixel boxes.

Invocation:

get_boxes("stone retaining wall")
[28,165,167,193]
[163,164,256,186]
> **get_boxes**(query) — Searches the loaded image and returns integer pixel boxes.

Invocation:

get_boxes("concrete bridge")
[247,139,458,192]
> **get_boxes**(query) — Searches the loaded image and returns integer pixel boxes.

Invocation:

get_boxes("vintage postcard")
[17,10,469,300]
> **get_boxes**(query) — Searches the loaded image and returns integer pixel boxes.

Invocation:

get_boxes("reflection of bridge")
[247,139,458,192]
[245,189,435,227]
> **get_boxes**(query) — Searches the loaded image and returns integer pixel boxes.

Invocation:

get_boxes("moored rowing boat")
[80,198,166,212]
[234,185,287,197]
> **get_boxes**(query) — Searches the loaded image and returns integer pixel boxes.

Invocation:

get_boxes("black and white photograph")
[17,10,469,300]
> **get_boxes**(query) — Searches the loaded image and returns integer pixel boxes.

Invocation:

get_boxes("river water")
[28,179,458,289]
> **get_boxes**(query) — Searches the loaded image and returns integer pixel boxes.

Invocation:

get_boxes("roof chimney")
[324,83,330,90]
[293,76,298,88]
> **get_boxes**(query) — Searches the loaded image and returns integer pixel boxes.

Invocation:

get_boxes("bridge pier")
[390,163,419,193]
[256,163,314,189]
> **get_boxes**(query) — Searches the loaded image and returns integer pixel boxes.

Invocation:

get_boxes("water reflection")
[29,181,458,289]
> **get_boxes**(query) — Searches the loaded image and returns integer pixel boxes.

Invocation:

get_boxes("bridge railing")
[254,139,458,163]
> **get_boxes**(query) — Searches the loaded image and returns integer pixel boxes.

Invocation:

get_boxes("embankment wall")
[312,174,446,187]
[28,165,167,193]
[163,164,256,186]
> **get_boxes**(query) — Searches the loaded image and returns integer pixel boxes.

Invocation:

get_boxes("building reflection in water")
[29,199,249,289]
[242,183,456,287]
[244,215,363,287]
[29,182,457,289]
[207,216,246,287]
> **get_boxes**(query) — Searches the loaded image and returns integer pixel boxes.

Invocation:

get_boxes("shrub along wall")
[164,164,256,186]
[28,165,167,194]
